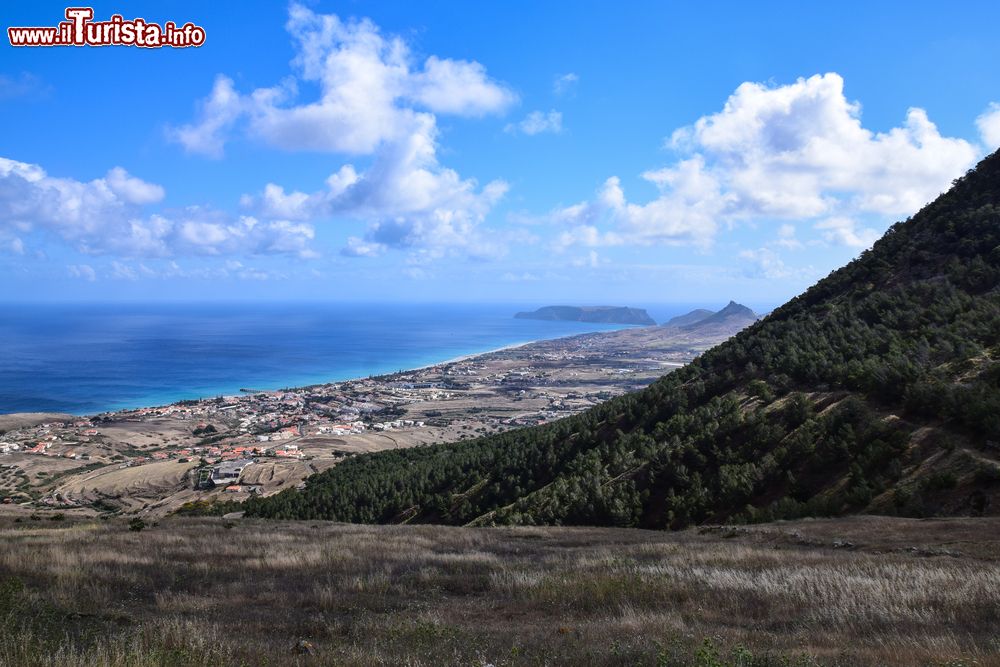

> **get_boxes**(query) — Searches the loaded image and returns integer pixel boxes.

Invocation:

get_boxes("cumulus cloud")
[174,4,513,261]
[553,156,728,249]
[506,110,563,136]
[0,157,158,253]
[251,114,506,221]
[171,5,515,157]
[555,73,979,252]
[671,73,977,218]
[0,157,316,258]
[170,212,316,257]
[977,102,1000,150]
[814,216,879,249]
[246,113,509,258]
[774,223,803,250]
[411,56,518,116]
[105,166,165,205]
[169,76,244,159]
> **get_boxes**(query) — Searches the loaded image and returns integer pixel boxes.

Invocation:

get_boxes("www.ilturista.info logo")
[7,7,206,48]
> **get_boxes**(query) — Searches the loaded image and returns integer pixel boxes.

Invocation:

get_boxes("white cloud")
[67,264,96,281]
[554,223,623,251]
[553,157,727,249]
[506,110,562,136]
[553,73,578,96]
[341,236,385,257]
[555,73,980,253]
[247,106,509,259]
[814,216,879,249]
[172,5,515,157]
[738,248,806,280]
[105,166,165,204]
[169,76,243,158]
[0,157,316,258]
[0,233,24,255]
[411,56,517,116]
[773,223,803,250]
[977,102,1000,150]
[175,4,513,262]
[670,73,977,218]
[0,157,155,253]
[109,260,138,280]
[172,213,316,257]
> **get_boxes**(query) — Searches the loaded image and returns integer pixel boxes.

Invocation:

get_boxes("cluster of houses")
[0,420,97,459]
[150,441,305,465]
[254,424,301,441]
[315,421,367,436]
[371,418,425,431]
[78,369,446,449]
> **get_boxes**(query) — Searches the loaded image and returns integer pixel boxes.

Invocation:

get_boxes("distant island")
[514,305,656,325]
[662,301,758,330]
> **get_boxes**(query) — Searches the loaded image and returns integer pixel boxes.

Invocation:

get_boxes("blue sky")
[2,1,1000,309]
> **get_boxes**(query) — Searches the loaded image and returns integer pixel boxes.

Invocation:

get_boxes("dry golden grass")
[1,515,998,666]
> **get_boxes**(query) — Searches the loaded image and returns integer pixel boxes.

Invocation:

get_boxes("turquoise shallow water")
[0,302,666,415]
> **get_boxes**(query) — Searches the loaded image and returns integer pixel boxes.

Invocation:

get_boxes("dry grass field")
[55,460,200,503]
[1,515,998,666]
[0,414,75,433]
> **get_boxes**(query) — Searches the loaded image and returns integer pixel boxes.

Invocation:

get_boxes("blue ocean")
[0,302,693,416]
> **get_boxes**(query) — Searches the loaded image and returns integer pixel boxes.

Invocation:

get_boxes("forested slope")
[244,151,1000,528]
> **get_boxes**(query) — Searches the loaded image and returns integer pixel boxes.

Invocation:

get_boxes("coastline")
[381,339,541,376]
[0,340,518,421]
[1,324,673,420]
[0,303,642,418]
[2,333,637,420]
[0,319,741,517]
[89,336,579,418]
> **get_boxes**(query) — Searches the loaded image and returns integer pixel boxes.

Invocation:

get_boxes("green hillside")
[244,151,1000,527]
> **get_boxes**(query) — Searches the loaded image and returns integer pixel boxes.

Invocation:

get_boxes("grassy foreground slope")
[245,151,1000,527]
[2,516,999,666]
